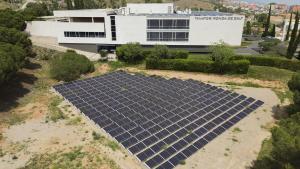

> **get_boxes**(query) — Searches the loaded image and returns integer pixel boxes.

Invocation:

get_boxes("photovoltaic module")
[53,71,264,169]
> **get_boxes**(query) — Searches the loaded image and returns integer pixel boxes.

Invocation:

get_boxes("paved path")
[235,41,261,55]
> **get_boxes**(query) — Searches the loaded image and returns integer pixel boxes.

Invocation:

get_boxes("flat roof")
[128,11,239,17]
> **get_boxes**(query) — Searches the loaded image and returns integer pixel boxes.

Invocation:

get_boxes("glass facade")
[147,32,189,41]
[64,31,105,38]
[147,19,189,29]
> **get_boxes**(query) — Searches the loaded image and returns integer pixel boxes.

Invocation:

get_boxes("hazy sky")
[243,0,300,5]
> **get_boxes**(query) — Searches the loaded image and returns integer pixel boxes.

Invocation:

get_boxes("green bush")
[50,51,94,82]
[233,55,300,71]
[116,43,144,63]
[168,50,189,59]
[146,58,249,74]
[258,39,280,51]
[151,45,169,59]
[0,42,26,84]
[288,73,300,91]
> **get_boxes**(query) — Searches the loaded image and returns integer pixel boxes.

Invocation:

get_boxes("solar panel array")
[53,71,264,169]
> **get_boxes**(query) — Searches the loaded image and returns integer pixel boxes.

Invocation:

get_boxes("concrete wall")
[126,3,173,14]
[26,21,108,44]
[189,16,244,46]
[26,14,244,47]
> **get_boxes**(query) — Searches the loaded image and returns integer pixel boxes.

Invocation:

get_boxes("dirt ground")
[0,61,280,169]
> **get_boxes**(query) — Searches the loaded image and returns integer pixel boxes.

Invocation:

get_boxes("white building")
[26,3,245,53]
[282,19,300,41]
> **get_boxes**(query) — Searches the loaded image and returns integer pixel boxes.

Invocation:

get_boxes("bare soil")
[0,61,279,169]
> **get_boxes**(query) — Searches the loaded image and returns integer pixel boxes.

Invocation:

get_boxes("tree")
[50,51,94,82]
[121,0,126,7]
[210,42,234,73]
[96,0,106,8]
[83,0,98,9]
[270,24,276,37]
[22,2,52,21]
[74,0,84,9]
[110,0,117,8]
[66,0,73,9]
[287,12,299,59]
[116,43,144,63]
[0,42,27,84]
[285,13,293,41]
[0,27,34,57]
[245,21,252,35]
[0,9,26,31]
[262,4,272,37]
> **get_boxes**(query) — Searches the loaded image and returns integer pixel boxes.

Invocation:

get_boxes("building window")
[71,17,93,22]
[147,19,189,29]
[64,31,105,38]
[110,16,116,41]
[93,17,104,23]
[147,32,189,41]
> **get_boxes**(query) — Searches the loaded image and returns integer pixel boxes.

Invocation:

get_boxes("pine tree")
[270,24,276,37]
[110,0,116,8]
[121,0,126,7]
[285,13,293,41]
[287,12,299,59]
[66,0,73,9]
[262,4,271,37]
[96,0,106,8]
[73,0,80,9]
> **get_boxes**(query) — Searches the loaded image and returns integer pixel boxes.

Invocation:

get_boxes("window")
[72,17,93,23]
[93,17,104,23]
[110,16,116,41]
[147,19,189,29]
[147,32,189,41]
[64,31,105,38]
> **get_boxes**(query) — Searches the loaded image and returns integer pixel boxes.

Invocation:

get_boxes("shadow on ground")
[0,61,40,112]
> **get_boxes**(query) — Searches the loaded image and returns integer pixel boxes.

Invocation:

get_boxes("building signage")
[195,16,244,21]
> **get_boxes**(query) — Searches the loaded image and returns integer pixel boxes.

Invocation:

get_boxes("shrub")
[116,43,143,63]
[233,55,300,71]
[98,49,108,61]
[288,73,300,91]
[258,39,280,51]
[50,51,94,82]
[151,45,169,59]
[146,58,249,74]
[168,49,189,59]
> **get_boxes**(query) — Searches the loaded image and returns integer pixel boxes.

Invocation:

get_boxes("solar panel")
[53,71,264,169]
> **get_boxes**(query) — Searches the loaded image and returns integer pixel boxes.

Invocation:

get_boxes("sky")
[243,0,300,5]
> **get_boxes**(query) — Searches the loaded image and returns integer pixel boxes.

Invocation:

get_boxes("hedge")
[233,55,300,71]
[146,59,250,74]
